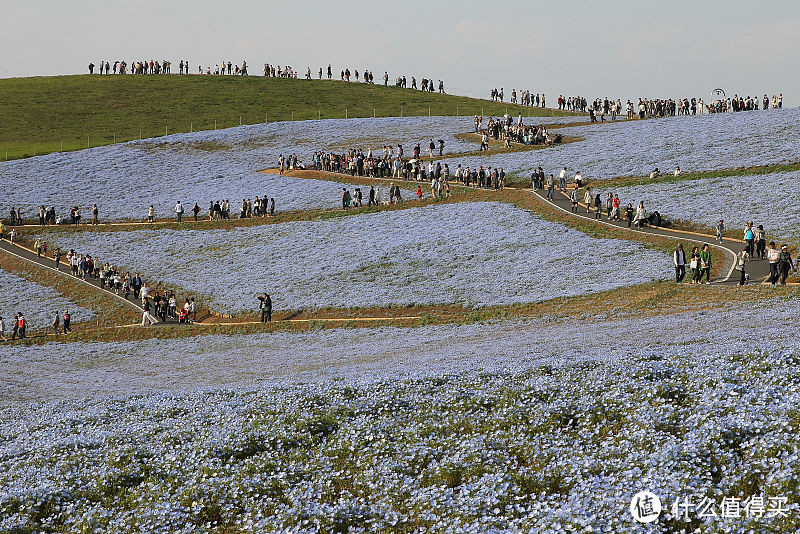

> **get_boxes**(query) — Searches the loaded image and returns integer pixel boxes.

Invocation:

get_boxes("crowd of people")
[554,94,786,121]
[476,115,562,146]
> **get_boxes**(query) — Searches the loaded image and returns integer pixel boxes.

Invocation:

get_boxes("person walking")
[0,316,6,341]
[192,202,200,222]
[767,242,781,287]
[744,223,755,256]
[673,244,686,283]
[583,187,593,213]
[570,189,579,212]
[51,311,60,337]
[698,244,712,284]
[594,194,602,219]
[779,245,794,285]
[690,246,701,284]
[754,225,766,259]
[141,298,157,325]
[625,203,634,228]
[715,220,724,244]
[546,174,555,200]
[63,310,72,334]
[54,248,61,270]
[736,246,750,286]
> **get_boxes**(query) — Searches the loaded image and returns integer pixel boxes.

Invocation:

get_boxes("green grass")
[597,160,800,190]
[0,74,578,160]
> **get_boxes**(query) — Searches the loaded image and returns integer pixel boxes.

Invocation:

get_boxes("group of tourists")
[507,89,546,107]
[0,313,29,341]
[89,59,178,75]
[476,115,562,146]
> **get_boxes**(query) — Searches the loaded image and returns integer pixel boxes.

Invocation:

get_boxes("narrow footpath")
[531,186,770,284]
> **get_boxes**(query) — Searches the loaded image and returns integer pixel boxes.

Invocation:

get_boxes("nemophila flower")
[440,108,800,179]
[38,202,667,313]
[0,115,580,222]
[611,170,800,240]
[0,267,94,328]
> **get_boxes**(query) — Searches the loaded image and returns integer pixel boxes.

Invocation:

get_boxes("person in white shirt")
[574,171,583,188]
[673,243,686,283]
[0,316,6,341]
[558,167,567,190]
[674,165,681,176]
[175,201,183,222]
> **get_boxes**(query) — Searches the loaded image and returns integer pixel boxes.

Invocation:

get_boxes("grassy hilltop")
[0,75,576,160]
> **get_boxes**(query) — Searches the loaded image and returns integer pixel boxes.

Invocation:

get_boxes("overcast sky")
[2,0,797,105]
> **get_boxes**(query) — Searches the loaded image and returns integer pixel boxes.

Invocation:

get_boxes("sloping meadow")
[38,202,668,313]
[0,266,95,330]
[0,115,579,222]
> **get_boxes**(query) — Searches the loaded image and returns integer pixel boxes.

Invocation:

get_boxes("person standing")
[10,313,19,340]
[779,245,794,285]
[51,311,60,337]
[558,167,567,190]
[148,205,155,223]
[584,187,593,213]
[175,201,184,223]
[132,273,142,299]
[673,244,686,283]
[736,246,750,286]
[35,239,42,257]
[16,313,26,339]
[715,220,724,244]
[594,194,603,219]
[92,204,99,225]
[570,189,579,212]
[258,293,271,322]
[64,310,73,333]
[767,242,781,286]
[54,248,61,270]
[192,202,200,222]
[0,316,5,341]
[261,293,272,322]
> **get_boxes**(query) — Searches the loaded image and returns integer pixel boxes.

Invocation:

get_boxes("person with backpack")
[570,189,579,212]
[736,246,750,286]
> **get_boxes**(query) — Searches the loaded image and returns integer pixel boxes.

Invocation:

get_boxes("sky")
[1,0,797,105]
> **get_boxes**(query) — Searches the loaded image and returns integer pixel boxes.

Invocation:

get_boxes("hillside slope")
[0,75,577,160]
